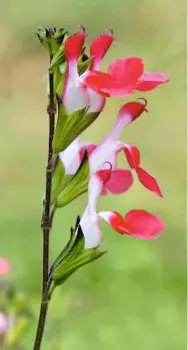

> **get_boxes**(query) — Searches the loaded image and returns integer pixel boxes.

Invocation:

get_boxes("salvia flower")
[46,26,168,294]
[0,257,11,276]
[78,169,165,249]
[58,99,162,201]
[62,28,115,114]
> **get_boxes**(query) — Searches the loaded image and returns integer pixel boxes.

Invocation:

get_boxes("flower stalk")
[33,54,56,350]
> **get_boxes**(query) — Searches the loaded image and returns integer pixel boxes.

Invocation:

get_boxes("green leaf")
[53,102,101,153]
[56,151,89,207]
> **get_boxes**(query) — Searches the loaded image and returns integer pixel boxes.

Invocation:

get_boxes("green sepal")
[53,67,63,96]
[36,27,51,52]
[50,222,106,290]
[51,29,67,56]
[53,102,100,153]
[48,219,79,278]
[51,156,73,204]
[51,225,85,282]
[78,56,93,75]
[56,151,89,207]
[36,27,67,55]
[50,43,66,70]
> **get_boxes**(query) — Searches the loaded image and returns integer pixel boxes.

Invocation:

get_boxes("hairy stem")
[33,55,56,350]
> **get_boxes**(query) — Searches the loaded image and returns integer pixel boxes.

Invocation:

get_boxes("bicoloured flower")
[78,169,165,248]
[53,29,116,153]
[84,57,168,97]
[59,99,162,197]
[62,28,114,114]
[59,100,146,197]
[0,257,11,275]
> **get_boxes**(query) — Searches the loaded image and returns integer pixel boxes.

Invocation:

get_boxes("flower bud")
[36,27,67,56]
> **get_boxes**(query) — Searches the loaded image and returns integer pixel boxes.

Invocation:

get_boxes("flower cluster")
[38,26,168,288]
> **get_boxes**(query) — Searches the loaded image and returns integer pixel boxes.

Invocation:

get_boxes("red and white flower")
[62,28,114,113]
[62,28,168,114]
[78,169,165,248]
[59,100,162,197]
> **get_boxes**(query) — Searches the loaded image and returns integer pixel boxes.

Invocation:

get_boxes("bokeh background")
[0,0,186,349]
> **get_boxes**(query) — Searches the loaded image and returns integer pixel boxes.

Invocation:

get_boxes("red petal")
[79,143,97,162]
[108,57,144,84]
[117,101,147,123]
[84,71,115,92]
[65,33,87,61]
[96,167,112,185]
[125,209,165,239]
[136,165,163,197]
[105,169,133,194]
[100,211,130,234]
[120,144,140,169]
[136,72,169,91]
[90,33,114,69]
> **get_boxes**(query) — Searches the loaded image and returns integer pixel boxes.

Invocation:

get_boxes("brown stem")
[33,281,52,350]
[33,55,56,350]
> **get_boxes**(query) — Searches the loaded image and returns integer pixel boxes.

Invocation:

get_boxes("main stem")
[33,55,56,350]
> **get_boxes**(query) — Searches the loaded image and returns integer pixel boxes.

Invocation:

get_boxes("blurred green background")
[0,0,186,349]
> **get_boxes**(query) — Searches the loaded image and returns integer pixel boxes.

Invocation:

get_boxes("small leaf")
[56,151,89,207]
[53,102,100,153]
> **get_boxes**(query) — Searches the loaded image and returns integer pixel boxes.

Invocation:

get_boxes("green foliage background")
[0,0,186,349]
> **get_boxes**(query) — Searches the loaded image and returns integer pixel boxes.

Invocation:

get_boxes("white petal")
[59,138,81,175]
[89,119,125,174]
[79,173,104,248]
[63,60,90,113]
[87,88,105,113]
[63,82,90,113]
[79,207,102,248]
